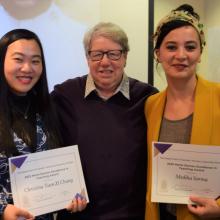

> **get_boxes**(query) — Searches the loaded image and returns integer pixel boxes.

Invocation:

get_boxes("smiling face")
[4,39,43,95]
[87,36,127,96]
[156,26,201,82]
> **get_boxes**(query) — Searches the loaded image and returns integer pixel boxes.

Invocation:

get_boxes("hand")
[66,193,87,213]
[3,204,34,220]
[188,196,220,219]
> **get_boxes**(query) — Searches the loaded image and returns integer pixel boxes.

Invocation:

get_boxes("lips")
[172,64,188,71]
[173,63,188,67]
[99,69,113,74]
[16,75,33,84]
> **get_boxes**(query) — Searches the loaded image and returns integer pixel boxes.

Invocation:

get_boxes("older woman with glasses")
[51,22,158,220]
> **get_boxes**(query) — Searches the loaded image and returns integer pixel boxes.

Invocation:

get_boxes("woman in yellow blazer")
[145,4,220,220]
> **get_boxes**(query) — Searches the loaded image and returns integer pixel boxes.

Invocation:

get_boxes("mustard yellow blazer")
[145,76,220,220]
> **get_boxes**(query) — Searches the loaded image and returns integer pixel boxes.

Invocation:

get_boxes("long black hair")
[0,29,61,154]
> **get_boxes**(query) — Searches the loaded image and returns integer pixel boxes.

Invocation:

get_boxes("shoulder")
[145,91,166,116]
[197,75,220,94]
[128,77,158,99]
[52,75,87,97]
[147,90,166,106]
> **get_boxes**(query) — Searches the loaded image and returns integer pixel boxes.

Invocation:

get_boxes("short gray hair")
[83,22,130,56]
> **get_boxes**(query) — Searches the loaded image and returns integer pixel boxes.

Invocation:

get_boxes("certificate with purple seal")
[9,145,88,216]
[151,142,220,204]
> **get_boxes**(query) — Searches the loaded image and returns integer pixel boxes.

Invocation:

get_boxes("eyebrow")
[165,40,198,44]
[11,52,42,58]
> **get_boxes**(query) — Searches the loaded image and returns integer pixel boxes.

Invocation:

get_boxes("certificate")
[9,145,89,216]
[152,142,220,204]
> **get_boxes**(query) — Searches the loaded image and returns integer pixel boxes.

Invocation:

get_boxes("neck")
[95,83,120,99]
[9,92,32,119]
[166,75,197,101]
[96,87,115,99]
[164,75,197,120]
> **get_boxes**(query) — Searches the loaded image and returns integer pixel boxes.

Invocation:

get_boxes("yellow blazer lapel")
[190,77,212,144]
[147,90,167,143]
[145,90,167,220]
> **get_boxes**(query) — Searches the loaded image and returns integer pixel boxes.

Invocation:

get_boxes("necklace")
[14,101,31,119]
[23,102,31,119]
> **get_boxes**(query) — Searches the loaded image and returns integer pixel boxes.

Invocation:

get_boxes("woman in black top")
[0,29,86,220]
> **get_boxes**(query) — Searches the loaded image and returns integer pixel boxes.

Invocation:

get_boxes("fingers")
[187,203,199,213]
[3,204,34,220]
[76,197,87,212]
[188,195,209,215]
[66,193,87,213]
[188,196,220,218]
[189,195,208,206]
[17,208,34,219]
[18,217,35,220]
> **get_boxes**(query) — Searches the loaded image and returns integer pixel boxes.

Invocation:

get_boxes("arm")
[0,156,11,220]
[0,192,7,220]
[0,156,34,220]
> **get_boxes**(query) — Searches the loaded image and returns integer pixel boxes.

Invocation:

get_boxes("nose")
[99,54,111,65]
[175,48,187,60]
[21,62,33,72]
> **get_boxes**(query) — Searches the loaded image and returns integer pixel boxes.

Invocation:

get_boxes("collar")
[84,73,130,100]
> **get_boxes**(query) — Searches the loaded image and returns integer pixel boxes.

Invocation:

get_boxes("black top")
[0,92,54,220]
[51,75,158,220]
[5,92,37,155]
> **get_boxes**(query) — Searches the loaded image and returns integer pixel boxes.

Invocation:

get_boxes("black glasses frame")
[88,50,124,61]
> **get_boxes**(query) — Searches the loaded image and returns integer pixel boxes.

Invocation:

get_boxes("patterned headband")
[154,9,206,48]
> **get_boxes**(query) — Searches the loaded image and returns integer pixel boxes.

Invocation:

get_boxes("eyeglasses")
[88,50,124,61]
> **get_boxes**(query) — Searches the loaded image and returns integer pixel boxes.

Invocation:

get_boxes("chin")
[14,87,32,95]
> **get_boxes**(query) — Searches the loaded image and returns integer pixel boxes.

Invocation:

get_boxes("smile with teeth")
[17,75,33,84]
[99,69,113,73]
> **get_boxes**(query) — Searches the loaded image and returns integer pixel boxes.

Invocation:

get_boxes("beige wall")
[204,0,220,83]
[100,0,149,83]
